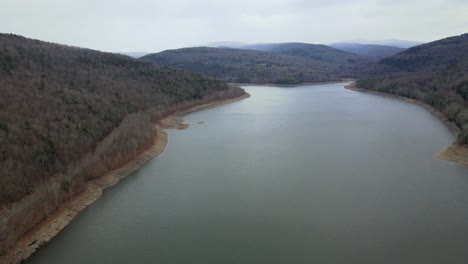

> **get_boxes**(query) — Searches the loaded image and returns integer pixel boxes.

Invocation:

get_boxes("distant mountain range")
[330,43,405,59]
[120,39,421,61]
[202,41,248,48]
[203,39,422,49]
[202,39,423,57]
[140,43,374,84]
[336,39,423,49]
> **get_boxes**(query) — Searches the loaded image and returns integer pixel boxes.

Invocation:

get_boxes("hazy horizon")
[1,0,467,53]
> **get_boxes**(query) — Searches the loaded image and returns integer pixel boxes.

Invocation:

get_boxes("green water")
[26,83,468,264]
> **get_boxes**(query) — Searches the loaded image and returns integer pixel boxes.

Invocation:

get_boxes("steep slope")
[141,45,373,84]
[331,43,405,59]
[0,34,245,204]
[357,33,468,145]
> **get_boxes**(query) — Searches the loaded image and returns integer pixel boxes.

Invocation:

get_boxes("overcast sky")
[1,0,467,53]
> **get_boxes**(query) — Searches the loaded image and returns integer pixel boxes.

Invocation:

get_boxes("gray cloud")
[1,0,467,52]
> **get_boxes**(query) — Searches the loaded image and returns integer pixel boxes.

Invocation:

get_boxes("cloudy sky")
[1,0,467,52]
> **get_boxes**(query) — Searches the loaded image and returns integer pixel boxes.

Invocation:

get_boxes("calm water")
[27,83,468,264]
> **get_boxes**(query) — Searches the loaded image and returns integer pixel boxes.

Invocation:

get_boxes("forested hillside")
[242,42,369,64]
[357,34,468,145]
[330,43,405,59]
[140,46,374,84]
[0,34,245,204]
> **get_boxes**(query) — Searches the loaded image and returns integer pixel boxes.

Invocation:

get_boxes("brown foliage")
[0,34,245,204]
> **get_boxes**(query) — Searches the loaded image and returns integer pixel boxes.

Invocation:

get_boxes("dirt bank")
[0,93,250,264]
[436,145,468,166]
[345,82,467,166]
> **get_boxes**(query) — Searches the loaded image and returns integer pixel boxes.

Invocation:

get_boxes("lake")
[26,83,468,264]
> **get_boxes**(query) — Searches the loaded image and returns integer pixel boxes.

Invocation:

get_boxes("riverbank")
[0,93,250,264]
[345,82,467,166]
[229,79,353,88]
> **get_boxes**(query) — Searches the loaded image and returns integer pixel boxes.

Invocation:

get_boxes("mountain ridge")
[140,44,374,84]
[330,43,405,59]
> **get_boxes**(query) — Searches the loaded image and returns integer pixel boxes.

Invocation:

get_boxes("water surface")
[27,83,468,264]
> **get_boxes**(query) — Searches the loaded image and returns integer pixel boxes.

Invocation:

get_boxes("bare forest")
[0,34,245,205]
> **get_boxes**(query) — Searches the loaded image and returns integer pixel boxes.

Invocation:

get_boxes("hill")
[241,42,369,64]
[357,33,468,145]
[341,39,423,49]
[140,45,373,84]
[0,34,245,204]
[330,43,405,59]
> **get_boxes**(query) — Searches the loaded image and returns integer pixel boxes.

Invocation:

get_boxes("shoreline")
[0,93,250,264]
[228,79,353,87]
[345,82,467,166]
